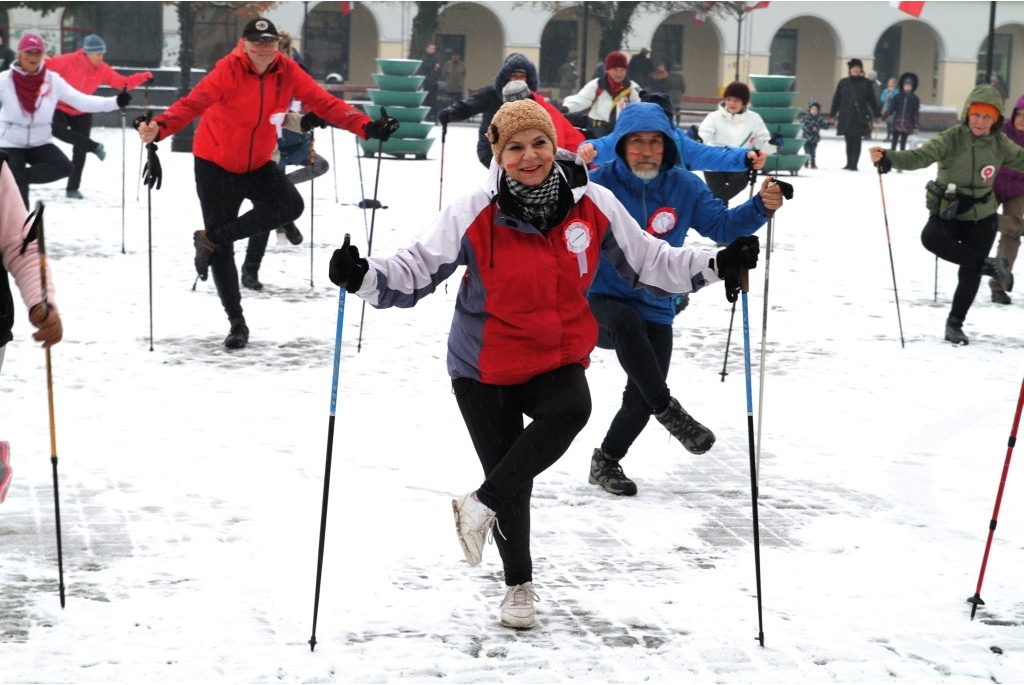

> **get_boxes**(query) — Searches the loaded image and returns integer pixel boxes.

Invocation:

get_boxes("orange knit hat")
[968,102,1000,119]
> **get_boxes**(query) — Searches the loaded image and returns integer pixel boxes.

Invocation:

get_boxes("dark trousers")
[51,110,97,191]
[2,144,72,209]
[703,170,750,206]
[844,134,863,169]
[452,364,592,586]
[244,153,329,268]
[590,297,673,460]
[890,132,909,151]
[803,141,818,165]
[921,213,998,324]
[194,157,304,321]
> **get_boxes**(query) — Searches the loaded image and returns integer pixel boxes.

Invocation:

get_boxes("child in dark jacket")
[885,72,920,152]
[801,100,829,169]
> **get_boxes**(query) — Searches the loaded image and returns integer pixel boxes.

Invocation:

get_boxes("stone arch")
[304,2,380,84]
[436,3,505,99]
[538,6,606,93]
[767,15,838,111]
[977,22,1024,105]
[874,20,943,104]
[651,11,723,102]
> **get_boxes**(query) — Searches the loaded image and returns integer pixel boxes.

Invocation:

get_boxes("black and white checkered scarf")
[504,169,562,229]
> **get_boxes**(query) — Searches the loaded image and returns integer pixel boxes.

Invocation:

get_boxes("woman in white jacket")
[698,81,774,206]
[0,34,128,208]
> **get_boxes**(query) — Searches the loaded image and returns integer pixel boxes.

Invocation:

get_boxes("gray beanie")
[502,80,531,103]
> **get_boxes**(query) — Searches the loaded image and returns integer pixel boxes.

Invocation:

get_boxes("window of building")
[769,28,797,75]
[540,20,577,89]
[651,23,683,73]
[305,3,350,81]
[977,33,1012,95]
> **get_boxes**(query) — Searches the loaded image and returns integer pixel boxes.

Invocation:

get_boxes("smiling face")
[500,128,554,186]
[607,67,627,84]
[624,131,664,180]
[724,96,744,114]
[243,37,278,74]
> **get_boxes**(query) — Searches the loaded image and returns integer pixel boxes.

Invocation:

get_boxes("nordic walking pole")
[24,202,65,607]
[357,111,394,353]
[720,159,759,381]
[309,130,316,288]
[876,163,905,347]
[330,126,339,203]
[438,122,447,211]
[354,136,371,244]
[967,375,1024,620]
[934,255,939,302]
[309,234,350,651]
[136,80,149,202]
[120,86,127,254]
[141,111,161,351]
[740,268,765,647]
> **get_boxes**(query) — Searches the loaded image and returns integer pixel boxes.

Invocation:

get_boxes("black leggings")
[51,110,97,191]
[194,157,303,321]
[452,364,592,586]
[590,297,673,460]
[2,144,72,209]
[920,213,998,324]
[890,132,909,151]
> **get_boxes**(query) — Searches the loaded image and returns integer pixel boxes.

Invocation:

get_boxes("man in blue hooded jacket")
[586,102,784,496]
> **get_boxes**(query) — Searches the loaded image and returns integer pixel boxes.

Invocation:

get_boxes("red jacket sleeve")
[289,64,371,138]
[98,62,152,91]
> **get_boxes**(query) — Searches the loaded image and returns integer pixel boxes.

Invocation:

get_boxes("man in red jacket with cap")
[137,17,397,349]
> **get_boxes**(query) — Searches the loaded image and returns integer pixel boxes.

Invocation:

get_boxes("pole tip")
[309,636,317,651]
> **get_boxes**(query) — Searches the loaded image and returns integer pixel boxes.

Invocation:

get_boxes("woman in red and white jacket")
[328,98,760,630]
[46,34,152,199]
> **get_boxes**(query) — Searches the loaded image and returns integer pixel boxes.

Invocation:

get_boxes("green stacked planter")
[749,74,808,175]
[359,58,437,160]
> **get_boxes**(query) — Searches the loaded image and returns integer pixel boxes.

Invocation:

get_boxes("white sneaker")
[451,491,497,566]
[500,582,539,629]
[0,441,11,503]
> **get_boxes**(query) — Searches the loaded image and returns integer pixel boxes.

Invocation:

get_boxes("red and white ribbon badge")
[563,221,593,276]
[647,207,678,236]
[980,165,997,185]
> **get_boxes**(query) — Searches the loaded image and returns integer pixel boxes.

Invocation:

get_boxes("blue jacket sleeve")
[587,134,616,166]
[678,133,749,172]
[685,179,767,244]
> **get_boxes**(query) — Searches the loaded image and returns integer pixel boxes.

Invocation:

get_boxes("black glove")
[875,152,892,174]
[300,112,327,132]
[132,115,150,131]
[117,87,131,110]
[329,235,369,293]
[364,109,400,142]
[143,142,162,191]
[438,109,451,126]
[715,236,760,303]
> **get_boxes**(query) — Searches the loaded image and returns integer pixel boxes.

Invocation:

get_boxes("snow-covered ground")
[1,119,1023,684]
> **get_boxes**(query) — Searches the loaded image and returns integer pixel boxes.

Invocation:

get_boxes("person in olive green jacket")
[870,84,1024,345]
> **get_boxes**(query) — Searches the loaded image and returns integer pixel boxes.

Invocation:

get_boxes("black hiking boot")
[240,263,263,291]
[588,448,637,496]
[194,230,217,281]
[992,289,1012,305]
[283,222,303,245]
[224,319,249,350]
[982,257,1014,293]
[944,316,968,345]
[655,397,715,454]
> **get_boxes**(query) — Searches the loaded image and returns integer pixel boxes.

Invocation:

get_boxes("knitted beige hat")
[486,99,558,164]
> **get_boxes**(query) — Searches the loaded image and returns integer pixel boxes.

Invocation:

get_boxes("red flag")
[890,1,924,17]
[695,1,715,25]
[745,1,770,10]
[340,1,353,16]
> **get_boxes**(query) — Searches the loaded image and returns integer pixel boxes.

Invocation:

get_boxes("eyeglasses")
[245,37,278,46]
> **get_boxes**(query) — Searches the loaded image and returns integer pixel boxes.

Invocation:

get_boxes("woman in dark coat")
[829,58,881,170]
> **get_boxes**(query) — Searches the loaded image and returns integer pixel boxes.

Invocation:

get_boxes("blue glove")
[438,109,451,126]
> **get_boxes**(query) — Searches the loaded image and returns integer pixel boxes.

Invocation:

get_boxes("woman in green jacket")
[870,84,1024,344]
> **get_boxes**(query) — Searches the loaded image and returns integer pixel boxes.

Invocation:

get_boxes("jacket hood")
[495,53,539,92]
[602,102,679,169]
[961,83,1005,131]
[898,72,919,92]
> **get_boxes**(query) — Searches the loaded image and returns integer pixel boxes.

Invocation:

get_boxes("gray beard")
[632,168,659,181]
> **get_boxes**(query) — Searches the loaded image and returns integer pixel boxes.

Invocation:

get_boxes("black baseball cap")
[242,18,279,42]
